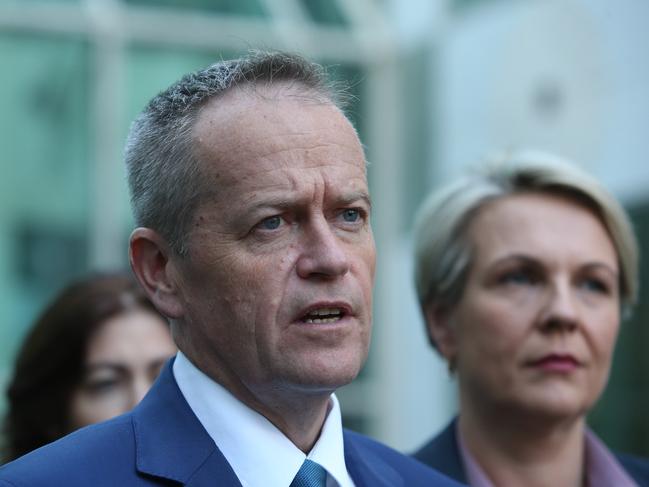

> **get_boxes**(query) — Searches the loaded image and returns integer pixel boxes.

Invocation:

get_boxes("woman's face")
[432,192,621,421]
[69,309,176,430]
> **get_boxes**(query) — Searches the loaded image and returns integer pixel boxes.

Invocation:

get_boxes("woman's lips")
[527,354,581,373]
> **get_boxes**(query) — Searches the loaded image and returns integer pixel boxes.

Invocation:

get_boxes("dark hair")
[125,50,346,256]
[2,272,165,462]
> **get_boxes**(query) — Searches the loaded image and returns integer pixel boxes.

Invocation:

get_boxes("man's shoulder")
[0,414,146,487]
[343,429,464,487]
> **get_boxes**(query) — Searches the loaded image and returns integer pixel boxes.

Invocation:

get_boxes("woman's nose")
[538,279,579,333]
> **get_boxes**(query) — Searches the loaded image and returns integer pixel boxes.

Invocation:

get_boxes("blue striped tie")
[290,459,327,487]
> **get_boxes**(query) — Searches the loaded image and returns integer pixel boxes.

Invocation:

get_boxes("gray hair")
[125,51,346,256]
[413,150,639,344]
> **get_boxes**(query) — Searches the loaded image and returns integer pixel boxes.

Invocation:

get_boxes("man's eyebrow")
[244,196,296,212]
[337,190,372,208]
[243,191,372,212]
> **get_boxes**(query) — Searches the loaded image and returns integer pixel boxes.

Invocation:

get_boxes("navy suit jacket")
[1,362,462,487]
[413,419,649,487]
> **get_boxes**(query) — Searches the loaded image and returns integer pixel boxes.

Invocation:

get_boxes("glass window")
[0,33,91,390]
[124,0,266,17]
[590,202,649,457]
[300,0,348,26]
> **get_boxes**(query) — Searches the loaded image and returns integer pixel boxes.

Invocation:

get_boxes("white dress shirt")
[173,352,356,487]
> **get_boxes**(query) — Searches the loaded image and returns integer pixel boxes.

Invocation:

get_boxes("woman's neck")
[458,405,586,487]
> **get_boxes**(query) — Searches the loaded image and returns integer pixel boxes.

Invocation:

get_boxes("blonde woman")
[412,152,649,486]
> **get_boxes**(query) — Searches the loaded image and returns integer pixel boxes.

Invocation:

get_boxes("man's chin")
[277,362,364,395]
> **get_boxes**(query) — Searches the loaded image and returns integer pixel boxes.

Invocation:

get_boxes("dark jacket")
[1,361,463,487]
[413,419,649,487]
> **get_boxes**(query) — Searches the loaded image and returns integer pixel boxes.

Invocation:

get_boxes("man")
[0,52,461,486]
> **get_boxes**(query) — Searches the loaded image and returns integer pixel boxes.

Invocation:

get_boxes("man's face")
[171,86,375,400]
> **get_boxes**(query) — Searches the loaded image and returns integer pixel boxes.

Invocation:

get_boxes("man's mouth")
[302,308,344,324]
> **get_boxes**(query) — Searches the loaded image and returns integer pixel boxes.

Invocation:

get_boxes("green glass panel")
[401,47,433,234]
[451,0,504,13]
[589,201,649,457]
[300,0,348,26]
[0,32,91,414]
[124,0,266,17]
[17,0,79,3]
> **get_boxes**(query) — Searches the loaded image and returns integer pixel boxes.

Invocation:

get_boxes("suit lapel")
[413,418,466,483]
[343,431,404,487]
[132,359,243,486]
[429,419,466,483]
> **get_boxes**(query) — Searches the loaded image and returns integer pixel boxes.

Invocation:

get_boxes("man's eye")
[258,216,283,230]
[341,209,361,223]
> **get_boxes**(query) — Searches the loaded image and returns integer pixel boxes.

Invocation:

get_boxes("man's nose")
[538,279,579,333]
[296,218,350,279]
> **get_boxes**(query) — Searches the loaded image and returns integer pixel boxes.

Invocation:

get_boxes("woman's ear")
[129,227,184,319]
[424,301,458,367]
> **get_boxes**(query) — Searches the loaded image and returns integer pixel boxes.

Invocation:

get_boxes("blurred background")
[1,0,648,456]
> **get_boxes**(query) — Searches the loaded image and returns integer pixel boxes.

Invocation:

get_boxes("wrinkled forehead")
[198,82,354,124]
[191,84,366,183]
[193,81,345,139]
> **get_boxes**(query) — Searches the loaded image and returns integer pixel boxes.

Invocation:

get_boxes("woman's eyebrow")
[83,363,128,374]
[580,262,619,278]
[488,254,542,268]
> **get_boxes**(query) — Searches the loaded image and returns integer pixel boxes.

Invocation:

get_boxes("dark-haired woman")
[3,272,175,462]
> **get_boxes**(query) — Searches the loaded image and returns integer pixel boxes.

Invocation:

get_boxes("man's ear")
[129,227,184,319]
[423,301,458,365]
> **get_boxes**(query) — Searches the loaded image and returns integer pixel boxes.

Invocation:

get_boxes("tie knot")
[290,459,327,487]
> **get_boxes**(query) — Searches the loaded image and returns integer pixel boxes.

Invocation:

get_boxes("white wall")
[432,0,649,203]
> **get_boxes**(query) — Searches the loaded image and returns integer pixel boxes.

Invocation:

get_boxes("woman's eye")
[258,215,283,230]
[579,278,609,294]
[83,379,118,395]
[341,208,361,223]
[500,269,537,286]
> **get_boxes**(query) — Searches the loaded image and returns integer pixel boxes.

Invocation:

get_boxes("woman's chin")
[510,386,595,425]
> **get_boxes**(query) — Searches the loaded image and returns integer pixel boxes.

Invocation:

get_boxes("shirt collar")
[455,427,494,487]
[584,429,638,487]
[172,351,354,487]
